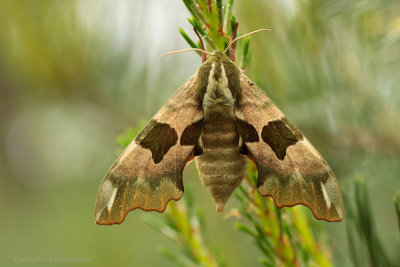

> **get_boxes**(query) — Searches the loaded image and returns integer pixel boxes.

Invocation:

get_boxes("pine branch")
[231,165,333,267]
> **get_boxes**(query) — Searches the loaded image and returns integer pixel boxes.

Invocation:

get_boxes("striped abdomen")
[195,119,248,212]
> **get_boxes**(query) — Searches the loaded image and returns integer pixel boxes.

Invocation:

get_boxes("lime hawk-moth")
[95,38,344,225]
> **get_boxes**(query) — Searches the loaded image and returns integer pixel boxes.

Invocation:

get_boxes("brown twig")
[194,27,207,63]
[207,0,212,12]
[230,22,239,61]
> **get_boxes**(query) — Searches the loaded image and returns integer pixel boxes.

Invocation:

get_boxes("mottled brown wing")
[95,76,203,225]
[235,74,344,221]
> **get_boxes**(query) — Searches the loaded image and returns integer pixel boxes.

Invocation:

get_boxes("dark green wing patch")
[135,120,178,164]
[261,118,303,160]
[235,117,259,143]
[180,119,203,146]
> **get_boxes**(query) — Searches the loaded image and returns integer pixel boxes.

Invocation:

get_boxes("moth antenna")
[158,48,212,61]
[224,28,271,54]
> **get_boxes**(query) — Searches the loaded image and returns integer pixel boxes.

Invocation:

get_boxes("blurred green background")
[0,0,399,266]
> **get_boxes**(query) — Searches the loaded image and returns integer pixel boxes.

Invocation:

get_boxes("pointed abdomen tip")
[216,203,225,213]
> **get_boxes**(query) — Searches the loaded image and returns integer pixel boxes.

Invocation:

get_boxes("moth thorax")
[202,62,235,115]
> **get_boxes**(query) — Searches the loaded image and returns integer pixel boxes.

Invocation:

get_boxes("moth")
[95,31,344,225]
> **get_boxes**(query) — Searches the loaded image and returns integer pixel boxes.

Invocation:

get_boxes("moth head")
[196,29,271,102]
[205,50,231,62]
[158,29,271,102]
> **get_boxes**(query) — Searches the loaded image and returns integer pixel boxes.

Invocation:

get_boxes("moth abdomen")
[196,120,248,212]
[201,133,238,147]
[202,119,236,131]
[197,149,247,175]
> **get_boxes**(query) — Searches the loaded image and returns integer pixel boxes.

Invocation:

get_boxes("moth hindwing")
[95,50,344,225]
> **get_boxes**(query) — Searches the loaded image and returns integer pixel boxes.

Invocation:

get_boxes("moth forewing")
[94,77,204,225]
[234,74,344,221]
